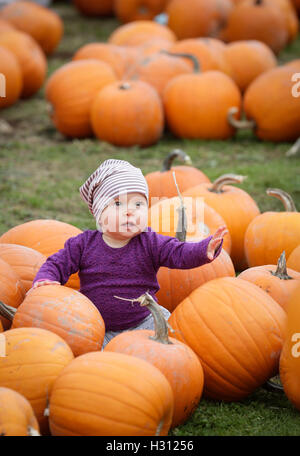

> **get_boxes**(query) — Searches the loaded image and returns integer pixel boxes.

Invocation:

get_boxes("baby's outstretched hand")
[26,280,61,295]
[207,225,229,260]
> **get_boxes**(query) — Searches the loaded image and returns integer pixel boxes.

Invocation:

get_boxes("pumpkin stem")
[173,171,187,242]
[119,82,131,90]
[227,107,256,130]
[209,173,247,193]
[160,49,201,73]
[266,188,297,212]
[286,137,300,157]
[271,251,293,280]
[161,148,192,171]
[0,301,16,321]
[137,292,173,344]
[27,426,41,436]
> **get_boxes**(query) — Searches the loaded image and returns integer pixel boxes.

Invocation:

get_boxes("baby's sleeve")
[148,231,223,270]
[33,232,85,285]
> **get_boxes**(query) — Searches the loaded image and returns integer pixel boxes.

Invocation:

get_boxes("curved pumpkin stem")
[209,173,247,193]
[266,188,297,212]
[0,301,16,321]
[27,426,41,436]
[271,251,293,280]
[227,107,256,130]
[160,49,201,73]
[138,292,173,344]
[161,148,192,171]
[286,137,300,158]
[173,171,187,242]
[119,82,131,90]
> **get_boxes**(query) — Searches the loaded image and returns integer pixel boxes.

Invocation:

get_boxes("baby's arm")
[31,233,84,289]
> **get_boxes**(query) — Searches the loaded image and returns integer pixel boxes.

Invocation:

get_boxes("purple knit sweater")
[33,227,222,331]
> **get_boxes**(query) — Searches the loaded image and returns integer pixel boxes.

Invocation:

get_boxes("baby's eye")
[114,201,121,206]
[136,201,144,207]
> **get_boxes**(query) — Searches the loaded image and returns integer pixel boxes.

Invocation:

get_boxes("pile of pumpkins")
[47,0,300,146]
[0,153,299,435]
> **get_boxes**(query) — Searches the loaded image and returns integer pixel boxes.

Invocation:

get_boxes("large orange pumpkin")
[169,277,286,401]
[279,284,300,410]
[45,59,117,138]
[114,0,169,23]
[104,292,204,428]
[145,149,210,207]
[48,351,174,436]
[224,40,277,92]
[182,174,261,271]
[238,252,300,311]
[0,0,64,55]
[108,20,177,46]
[0,258,25,330]
[0,243,46,293]
[0,285,105,357]
[0,387,40,436]
[0,45,23,109]
[287,245,300,273]
[0,327,74,434]
[0,18,15,32]
[0,30,47,98]
[163,70,242,140]
[0,219,82,290]
[244,189,300,267]
[90,80,164,147]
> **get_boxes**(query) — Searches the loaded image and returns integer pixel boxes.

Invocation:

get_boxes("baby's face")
[99,192,148,240]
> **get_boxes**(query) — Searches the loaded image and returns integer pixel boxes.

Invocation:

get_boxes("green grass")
[0,1,300,437]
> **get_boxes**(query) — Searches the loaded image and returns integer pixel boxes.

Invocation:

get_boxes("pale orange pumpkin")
[108,20,177,46]
[0,45,23,109]
[104,292,204,428]
[0,257,25,330]
[238,252,300,311]
[0,327,74,434]
[0,285,105,357]
[287,245,300,273]
[169,277,286,401]
[45,59,117,138]
[244,189,300,267]
[0,387,40,436]
[48,351,174,436]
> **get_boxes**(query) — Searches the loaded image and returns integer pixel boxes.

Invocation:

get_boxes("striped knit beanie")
[79,159,149,221]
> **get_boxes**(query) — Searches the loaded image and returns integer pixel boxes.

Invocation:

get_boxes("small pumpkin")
[114,0,169,23]
[287,245,300,273]
[45,59,117,138]
[0,327,74,434]
[73,0,114,16]
[108,20,177,47]
[105,292,204,428]
[0,284,105,357]
[0,387,40,436]
[145,149,210,207]
[238,251,300,311]
[90,80,164,147]
[169,277,286,401]
[244,189,300,267]
[0,45,23,109]
[0,258,25,330]
[48,351,174,436]
[183,173,260,271]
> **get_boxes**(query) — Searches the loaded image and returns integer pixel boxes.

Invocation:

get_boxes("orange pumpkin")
[0,18,16,32]
[224,40,277,92]
[238,252,300,311]
[0,387,40,436]
[222,0,289,54]
[0,327,74,434]
[0,258,25,330]
[0,45,23,109]
[0,0,64,55]
[0,243,46,293]
[45,59,117,138]
[48,351,174,436]
[0,30,47,98]
[279,284,300,410]
[271,0,299,43]
[104,292,204,428]
[114,0,169,23]
[145,149,210,207]
[90,80,164,147]
[73,0,114,16]
[163,69,242,140]
[0,219,82,290]
[245,189,300,267]
[182,174,261,271]
[0,285,105,357]
[169,277,286,401]
[287,245,300,273]
[108,20,177,46]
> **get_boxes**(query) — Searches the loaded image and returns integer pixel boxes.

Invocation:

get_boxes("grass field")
[0,1,300,436]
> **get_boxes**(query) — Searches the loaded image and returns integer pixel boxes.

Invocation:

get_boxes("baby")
[32,159,228,347]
